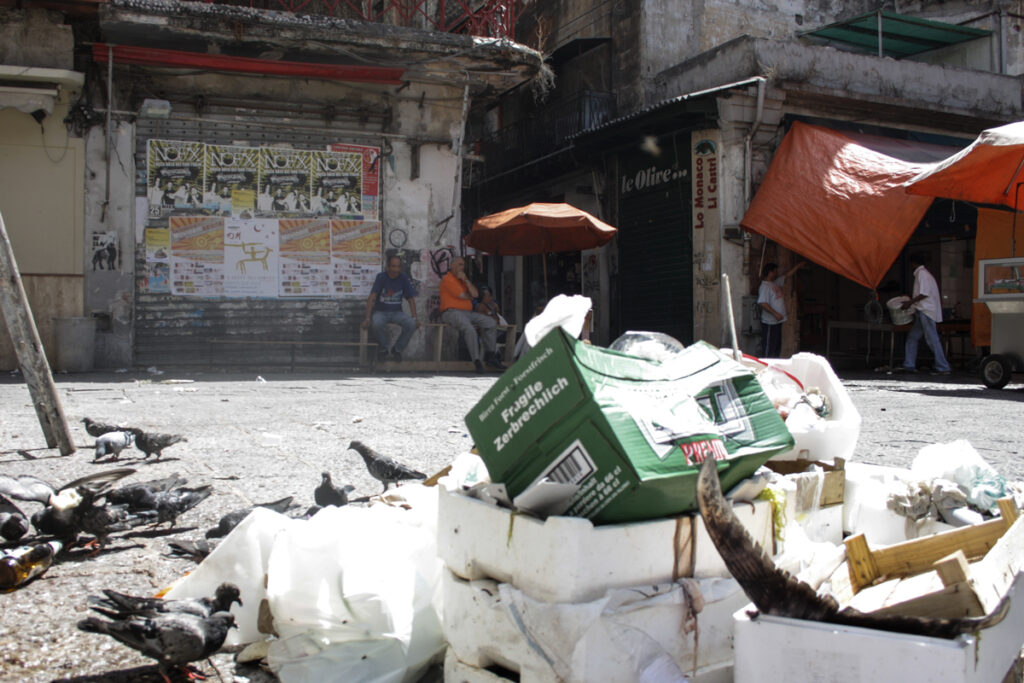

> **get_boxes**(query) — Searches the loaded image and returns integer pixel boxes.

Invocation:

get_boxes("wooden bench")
[359,321,519,367]
[209,338,377,370]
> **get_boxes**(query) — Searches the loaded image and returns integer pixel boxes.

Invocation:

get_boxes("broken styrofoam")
[437,482,774,603]
[732,574,1024,683]
[442,568,745,683]
[843,463,956,545]
[910,440,1008,514]
[754,353,861,464]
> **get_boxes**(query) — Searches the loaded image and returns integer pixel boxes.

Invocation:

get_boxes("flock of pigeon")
[0,419,429,681]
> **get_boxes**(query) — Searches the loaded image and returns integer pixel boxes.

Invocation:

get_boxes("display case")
[976,257,1024,301]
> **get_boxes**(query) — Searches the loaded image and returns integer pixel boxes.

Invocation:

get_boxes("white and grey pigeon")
[78,609,235,681]
[94,430,135,461]
[88,582,242,620]
[348,440,426,493]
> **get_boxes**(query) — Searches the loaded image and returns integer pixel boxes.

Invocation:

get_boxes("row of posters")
[141,138,383,299]
[146,139,380,220]
[144,217,381,298]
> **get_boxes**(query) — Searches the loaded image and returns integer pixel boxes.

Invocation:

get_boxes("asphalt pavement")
[0,363,1022,681]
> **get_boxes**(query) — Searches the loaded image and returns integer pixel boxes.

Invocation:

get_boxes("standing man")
[440,257,504,373]
[757,261,804,358]
[362,255,419,362]
[900,252,951,375]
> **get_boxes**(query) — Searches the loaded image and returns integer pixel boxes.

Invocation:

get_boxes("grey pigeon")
[150,485,212,527]
[348,440,426,493]
[81,417,125,438]
[78,609,235,681]
[0,493,29,541]
[94,430,135,461]
[129,428,187,460]
[104,475,188,510]
[314,472,355,507]
[88,582,241,620]
[204,496,296,538]
[166,538,213,563]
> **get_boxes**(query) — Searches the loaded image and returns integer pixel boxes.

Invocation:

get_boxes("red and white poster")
[329,143,380,220]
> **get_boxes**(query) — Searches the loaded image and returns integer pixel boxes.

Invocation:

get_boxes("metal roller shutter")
[616,135,693,345]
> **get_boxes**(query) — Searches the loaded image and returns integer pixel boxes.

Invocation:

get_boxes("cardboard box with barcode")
[465,328,794,524]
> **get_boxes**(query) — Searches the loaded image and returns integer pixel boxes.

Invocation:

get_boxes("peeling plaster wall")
[0,8,74,68]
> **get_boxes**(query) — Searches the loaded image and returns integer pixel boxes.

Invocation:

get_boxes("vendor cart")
[975,257,1024,389]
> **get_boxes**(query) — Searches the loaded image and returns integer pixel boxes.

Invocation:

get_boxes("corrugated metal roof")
[569,77,763,142]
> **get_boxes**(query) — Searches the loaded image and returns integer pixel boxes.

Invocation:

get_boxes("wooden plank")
[0,210,74,454]
[934,550,970,587]
[967,514,1024,613]
[844,533,880,590]
[871,580,986,619]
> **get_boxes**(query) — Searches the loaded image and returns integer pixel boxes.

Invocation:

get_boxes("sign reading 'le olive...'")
[466,329,794,524]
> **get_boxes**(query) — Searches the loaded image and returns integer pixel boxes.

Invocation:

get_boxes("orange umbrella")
[468,203,617,295]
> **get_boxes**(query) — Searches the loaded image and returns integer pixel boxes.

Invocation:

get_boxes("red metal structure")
[203,0,522,40]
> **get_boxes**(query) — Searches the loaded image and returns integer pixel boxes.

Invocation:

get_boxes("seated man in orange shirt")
[440,256,504,373]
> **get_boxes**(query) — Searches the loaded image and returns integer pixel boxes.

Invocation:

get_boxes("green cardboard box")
[465,328,794,524]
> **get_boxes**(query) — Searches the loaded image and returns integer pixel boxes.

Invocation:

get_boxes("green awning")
[799,10,990,59]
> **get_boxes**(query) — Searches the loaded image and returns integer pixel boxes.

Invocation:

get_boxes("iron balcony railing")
[199,0,522,39]
[475,91,616,178]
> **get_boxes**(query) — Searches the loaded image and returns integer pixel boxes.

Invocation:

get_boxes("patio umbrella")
[467,202,617,295]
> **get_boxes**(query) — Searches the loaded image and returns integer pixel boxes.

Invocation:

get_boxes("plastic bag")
[910,440,1007,514]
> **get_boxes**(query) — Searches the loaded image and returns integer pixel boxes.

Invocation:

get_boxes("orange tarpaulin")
[740,121,936,289]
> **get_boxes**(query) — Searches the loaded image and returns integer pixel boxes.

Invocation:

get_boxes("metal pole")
[722,273,741,361]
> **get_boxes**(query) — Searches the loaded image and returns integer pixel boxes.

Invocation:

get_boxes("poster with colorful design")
[329,143,380,219]
[147,140,206,217]
[278,218,331,297]
[331,220,381,297]
[257,148,312,217]
[311,149,363,217]
[169,216,224,296]
[224,218,279,298]
[205,145,259,217]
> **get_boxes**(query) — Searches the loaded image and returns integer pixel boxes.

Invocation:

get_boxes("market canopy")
[799,10,991,59]
[740,121,943,289]
[905,121,1024,210]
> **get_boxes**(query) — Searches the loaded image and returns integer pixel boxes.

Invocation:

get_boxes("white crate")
[443,647,734,683]
[438,483,775,602]
[761,352,861,464]
[442,568,747,683]
[733,574,1024,683]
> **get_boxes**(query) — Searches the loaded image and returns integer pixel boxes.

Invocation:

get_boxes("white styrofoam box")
[761,352,861,464]
[692,499,776,578]
[438,483,775,602]
[796,503,844,545]
[733,574,1024,683]
[442,568,746,683]
[443,647,733,683]
[843,462,956,545]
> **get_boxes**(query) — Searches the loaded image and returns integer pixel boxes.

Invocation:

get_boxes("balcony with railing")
[198,0,523,39]
[474,90,616,181]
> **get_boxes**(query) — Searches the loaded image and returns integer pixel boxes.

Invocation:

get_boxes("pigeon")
[348,440,426,493]
[0,493,29,541]
[129,428,187,460]
[0,468,140,546]
[78,609,235,682]
[104,475,189,510]
[314,472,355,507]
[150,485,212,527]
[81,417,126,438]
[94,430,135,461]
[166,538,213,563]
[88,582,242,620]
[204,496,296,539]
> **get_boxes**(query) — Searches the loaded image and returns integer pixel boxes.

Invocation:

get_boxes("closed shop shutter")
[134,115,384,369]
[616,134,692,345]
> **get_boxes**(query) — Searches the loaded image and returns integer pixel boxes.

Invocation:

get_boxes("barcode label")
[538,439,596,486]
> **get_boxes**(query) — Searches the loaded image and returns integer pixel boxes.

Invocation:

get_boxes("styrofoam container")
[437,483,775,603]
[843,462,955,544]
[733,573,1024,682]
[442,569,745,683]
[760,352,861,464]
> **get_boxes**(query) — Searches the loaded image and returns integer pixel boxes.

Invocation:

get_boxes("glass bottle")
[0,540,62,590]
